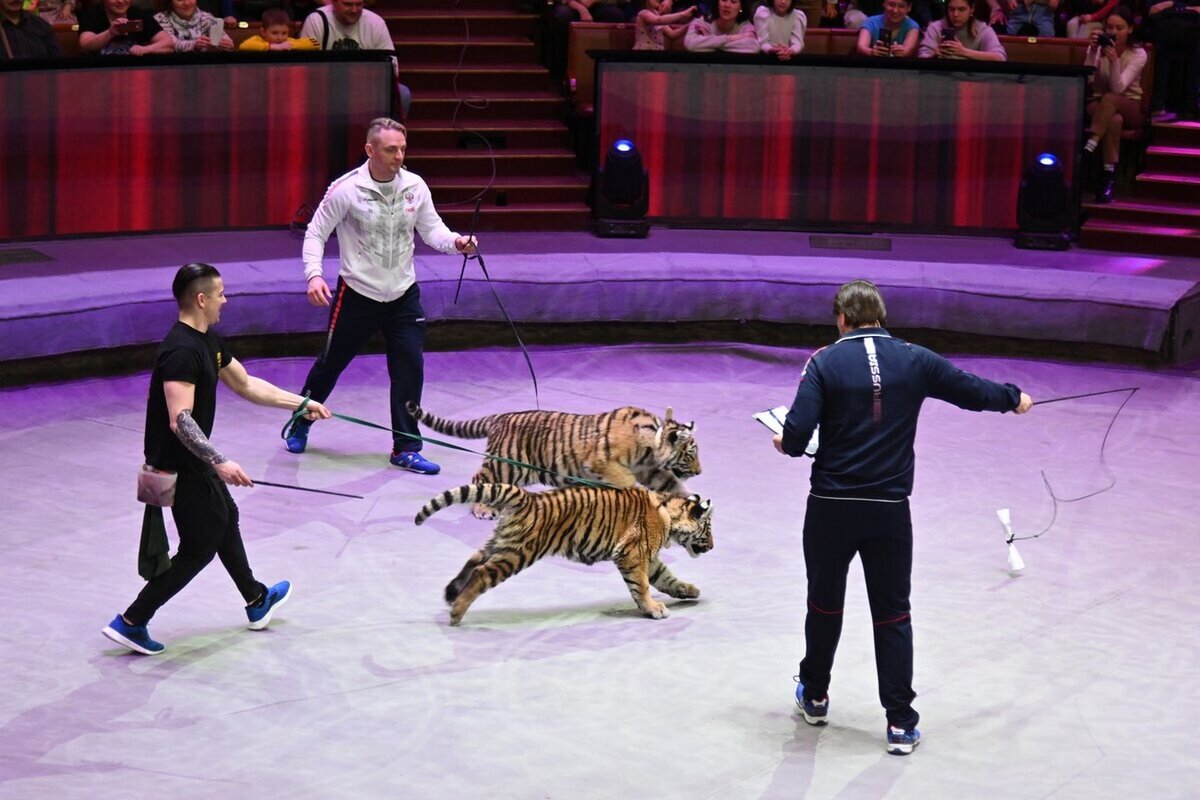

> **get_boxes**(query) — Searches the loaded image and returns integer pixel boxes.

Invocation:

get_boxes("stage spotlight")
[1014,152,1073,251]
[593,137,650,238]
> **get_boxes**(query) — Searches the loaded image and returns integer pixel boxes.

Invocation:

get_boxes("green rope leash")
[281,402,612,489]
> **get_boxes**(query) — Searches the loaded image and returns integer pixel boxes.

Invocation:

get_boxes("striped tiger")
[406,402,701,518]
[415,483,715,626]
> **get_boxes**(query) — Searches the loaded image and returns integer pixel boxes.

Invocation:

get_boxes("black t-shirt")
[78,5,164,54]
[144,321,232,475]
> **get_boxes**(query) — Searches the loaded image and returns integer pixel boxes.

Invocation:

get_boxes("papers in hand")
[753,406,819,456]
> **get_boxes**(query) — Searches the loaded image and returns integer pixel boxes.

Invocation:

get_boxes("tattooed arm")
[164,380,252,487]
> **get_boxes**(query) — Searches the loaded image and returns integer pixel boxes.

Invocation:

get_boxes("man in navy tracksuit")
[773,280,1033,755]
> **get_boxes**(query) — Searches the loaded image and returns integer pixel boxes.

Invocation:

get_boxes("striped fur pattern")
[406,402,701,517]
[415,483,715,626]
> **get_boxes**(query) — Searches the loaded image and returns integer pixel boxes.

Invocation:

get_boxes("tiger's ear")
[689,498,711,519]
[664,406,675,422]
[686,493,700,503]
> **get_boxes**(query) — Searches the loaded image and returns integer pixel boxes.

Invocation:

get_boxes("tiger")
[414,483,715,626]
[406,402,701,518]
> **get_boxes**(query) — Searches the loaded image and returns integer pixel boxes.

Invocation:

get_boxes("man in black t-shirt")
[102,263,331,656]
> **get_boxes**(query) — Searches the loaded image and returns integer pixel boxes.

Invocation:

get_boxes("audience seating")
[52,23,80,58]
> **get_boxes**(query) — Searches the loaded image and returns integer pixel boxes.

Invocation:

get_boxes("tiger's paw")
[668,582,700,599]
[472,503,498,520]
[642,601,670,620]
[448,611,464,626]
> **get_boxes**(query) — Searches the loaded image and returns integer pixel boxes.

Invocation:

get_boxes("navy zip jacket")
[781,327,1021,500]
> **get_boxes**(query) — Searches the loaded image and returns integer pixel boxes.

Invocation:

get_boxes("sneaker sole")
[887,739,919,756]
[390,463,440,475]
[101,625,163,655]
[795,698,828,726]
[247,584,292,631]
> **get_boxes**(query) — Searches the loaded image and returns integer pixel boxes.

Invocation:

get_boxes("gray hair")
[366,117,407,145]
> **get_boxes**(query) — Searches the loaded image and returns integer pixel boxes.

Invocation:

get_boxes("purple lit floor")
[2,343,1198,798]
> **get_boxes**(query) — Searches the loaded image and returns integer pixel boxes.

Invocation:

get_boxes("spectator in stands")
[684,0,758,52]
[33,0,75,25]
[1145,0,1200,120]
[856,0,920,57]
[1064,0,1116,39]
[919,0,1006,60]
[239,6,316,49]
[634,0,696,50]
[1,0,61,58]
[844,0,939,30]
[155,0,234,51]
[300,0,409,120]
[987,0,1057,38]
[79,0,173,55]
[755,0,806,59]
[1083,5,1146,202]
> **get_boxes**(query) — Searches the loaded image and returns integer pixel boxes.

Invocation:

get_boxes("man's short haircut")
[172,263,221,308]
[366,117,407,146]
[834,280,887,328]
[261,8,291,27]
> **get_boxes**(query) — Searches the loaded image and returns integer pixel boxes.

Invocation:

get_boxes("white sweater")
[303,163,460,303]
[754,6,805,55]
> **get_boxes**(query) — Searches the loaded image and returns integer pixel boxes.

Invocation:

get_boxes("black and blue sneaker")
[795,681,829,726]
[886,724,921,755]
[102,614,165,655]
[389,450,440,475]
[285,419,312,454]
[247,580,292,630]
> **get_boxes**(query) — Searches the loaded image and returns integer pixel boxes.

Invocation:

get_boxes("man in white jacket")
[285,118,478,474]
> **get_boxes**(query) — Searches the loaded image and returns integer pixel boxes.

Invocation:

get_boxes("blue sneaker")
[795,681,829,726]
[285,419,312,454]
[246,580,292,630]
[887,724,921,755]
[101,614,165,655]
[390,450,441,475]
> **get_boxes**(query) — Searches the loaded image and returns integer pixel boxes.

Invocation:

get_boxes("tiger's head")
[656,407,701,479]
[663,493,714,559]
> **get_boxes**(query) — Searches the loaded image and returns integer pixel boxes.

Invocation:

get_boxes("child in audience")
[685,0,758,52]
[239,7,317,50]
[919,0,1006,60]
[755,0,806,60]
[155,0,233,52]
[1083,5,1146,203]
[634,0,697,51]
[856,0,919,57]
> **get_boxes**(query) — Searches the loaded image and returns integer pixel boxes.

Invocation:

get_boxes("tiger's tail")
[414,483,529,526]
[405,402,493,439]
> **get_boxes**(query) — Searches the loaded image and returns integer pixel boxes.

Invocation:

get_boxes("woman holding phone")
[1083,5,1146,202]
[79,0,173,55]
[155,0,234,52]
[919,0,1006,60]
[855,0,919,58]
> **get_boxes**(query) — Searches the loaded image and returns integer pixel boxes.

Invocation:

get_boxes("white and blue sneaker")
[390,450,441,475]
[247,580,292,630]
[795,681,829,726]
[887,724,921,755]
[285,419,312,454]
[102,615,165,655]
